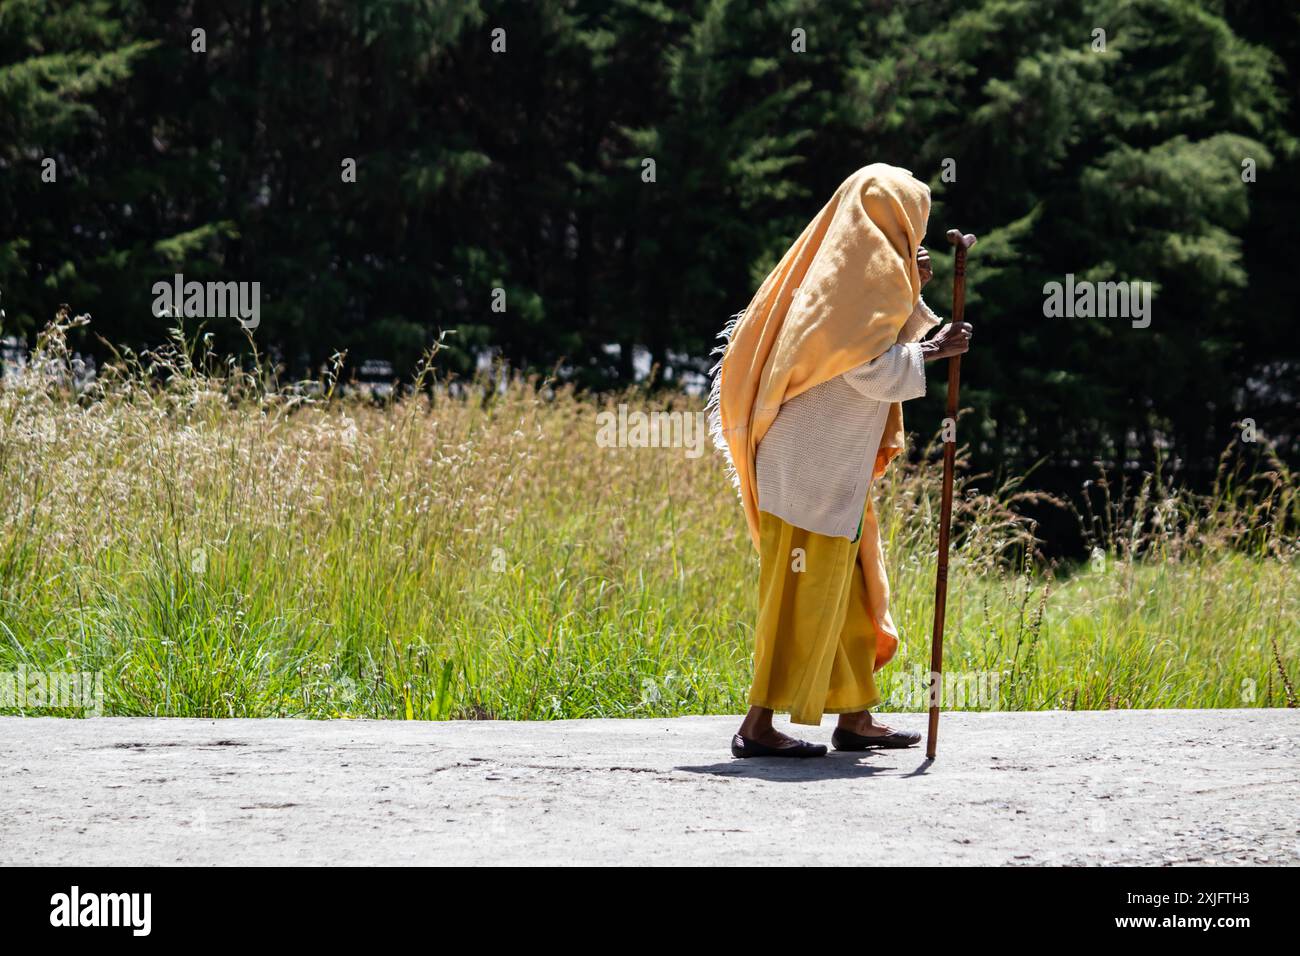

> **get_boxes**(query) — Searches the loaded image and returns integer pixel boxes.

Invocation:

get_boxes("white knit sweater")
[755,297,942,539]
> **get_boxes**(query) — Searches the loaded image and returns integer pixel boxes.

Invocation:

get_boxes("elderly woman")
[708,164,973,758]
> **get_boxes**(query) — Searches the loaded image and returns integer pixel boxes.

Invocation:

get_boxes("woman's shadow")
[677,752,933,782]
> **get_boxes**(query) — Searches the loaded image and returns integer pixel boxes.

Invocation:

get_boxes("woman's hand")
[921,321,973,362]
[917,245,932,287]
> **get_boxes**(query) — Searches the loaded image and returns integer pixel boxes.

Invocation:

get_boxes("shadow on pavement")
[675,751,930,781]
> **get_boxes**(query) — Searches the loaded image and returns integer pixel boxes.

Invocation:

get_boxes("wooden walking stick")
[926,228,976,760]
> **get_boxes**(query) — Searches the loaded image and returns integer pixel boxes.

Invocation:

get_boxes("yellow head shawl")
[708,162,932,548]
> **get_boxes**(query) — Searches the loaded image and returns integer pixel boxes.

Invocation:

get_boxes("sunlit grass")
[1,312,1295,717]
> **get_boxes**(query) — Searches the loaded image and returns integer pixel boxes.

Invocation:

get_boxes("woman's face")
[917,245,933,287]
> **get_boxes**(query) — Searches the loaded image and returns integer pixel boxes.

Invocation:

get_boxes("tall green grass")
[1,311,1295,717]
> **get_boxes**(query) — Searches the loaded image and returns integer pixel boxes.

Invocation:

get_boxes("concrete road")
[1,711,1295,865]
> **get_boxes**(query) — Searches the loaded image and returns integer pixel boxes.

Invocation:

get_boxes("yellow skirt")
[748,507,882,725]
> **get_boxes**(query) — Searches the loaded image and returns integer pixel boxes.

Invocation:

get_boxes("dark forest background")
[2,0,1297,502]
